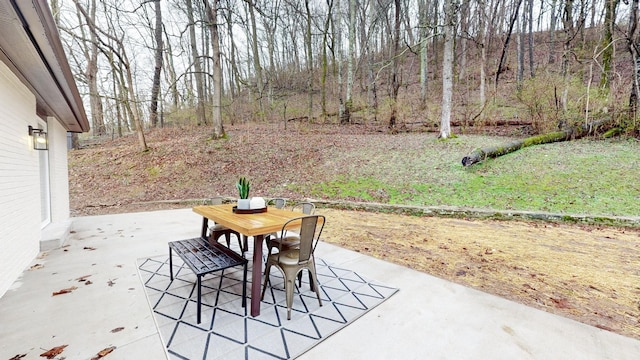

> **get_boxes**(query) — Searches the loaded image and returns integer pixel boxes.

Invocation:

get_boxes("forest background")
[54,0,640,147]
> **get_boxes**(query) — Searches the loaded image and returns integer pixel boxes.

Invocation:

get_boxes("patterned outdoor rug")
[137,250,398,360]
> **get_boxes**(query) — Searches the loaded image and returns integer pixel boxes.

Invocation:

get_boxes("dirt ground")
[76,202,640,340]
[316,208,640,340]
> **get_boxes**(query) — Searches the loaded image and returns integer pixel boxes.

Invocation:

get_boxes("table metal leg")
[200,217,209,239]
[250,234,264,317]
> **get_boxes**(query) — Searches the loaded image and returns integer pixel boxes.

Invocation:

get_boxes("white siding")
[0,61,47,297]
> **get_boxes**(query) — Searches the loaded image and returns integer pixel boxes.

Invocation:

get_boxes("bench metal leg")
[169,238,248,323]
[169,247,174,280]
[197,275,202,324]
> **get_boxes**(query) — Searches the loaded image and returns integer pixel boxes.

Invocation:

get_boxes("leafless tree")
[185,0,208,125]
[600,0,620,90]
[149,0,164,128]
[440,0,457,139]
[628,0,640,112]
[388,0,401,132]
[73,0,148,151]
[204,0,226,138]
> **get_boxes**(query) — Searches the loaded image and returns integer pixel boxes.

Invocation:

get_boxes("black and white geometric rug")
[137,250,398,360]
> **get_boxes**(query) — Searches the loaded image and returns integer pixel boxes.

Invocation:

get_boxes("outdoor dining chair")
[208,196,244,254]
[261,215,325,320]
[292,202,315,216]
[266,201,316,256]
[268,197,287,209]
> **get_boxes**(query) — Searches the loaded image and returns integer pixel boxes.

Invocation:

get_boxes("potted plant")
[236,177,251,209]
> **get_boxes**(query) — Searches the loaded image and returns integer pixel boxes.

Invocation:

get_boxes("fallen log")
[451,119,533,127]
[461,119,609,167]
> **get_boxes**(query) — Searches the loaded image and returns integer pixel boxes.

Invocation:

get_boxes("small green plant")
[146,166,160,178]
[236,177,250,199]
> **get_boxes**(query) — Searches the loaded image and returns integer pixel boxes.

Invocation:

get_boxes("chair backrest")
[210,196,224,205]
[279,215,324,264]
[292,202,315,215]
[269,198,287,209]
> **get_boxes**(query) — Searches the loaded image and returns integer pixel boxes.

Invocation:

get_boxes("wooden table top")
[192,204,314,236]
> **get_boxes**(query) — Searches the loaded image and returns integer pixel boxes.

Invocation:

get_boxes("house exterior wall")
[0,60,43,296]
[0,57,73,297]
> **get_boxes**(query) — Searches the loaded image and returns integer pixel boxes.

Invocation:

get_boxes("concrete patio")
[1,208,639,359]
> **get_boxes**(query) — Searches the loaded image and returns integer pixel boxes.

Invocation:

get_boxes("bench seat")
[168,237,247,323]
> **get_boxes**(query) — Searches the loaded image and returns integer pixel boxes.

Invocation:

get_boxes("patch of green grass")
[146,166,160,178]
[310,137,640,217]
[310,176,398,202]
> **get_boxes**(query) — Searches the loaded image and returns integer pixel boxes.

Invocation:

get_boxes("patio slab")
[0,208,639,359]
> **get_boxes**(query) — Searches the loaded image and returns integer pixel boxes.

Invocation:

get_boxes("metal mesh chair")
[266,202,315,255]
[292,202,315,216]
[261,215,325,319]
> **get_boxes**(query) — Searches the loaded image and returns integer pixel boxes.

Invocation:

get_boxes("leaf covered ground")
[69,123,640,340]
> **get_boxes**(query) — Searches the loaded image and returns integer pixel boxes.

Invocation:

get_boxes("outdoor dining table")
[192,203,307,317]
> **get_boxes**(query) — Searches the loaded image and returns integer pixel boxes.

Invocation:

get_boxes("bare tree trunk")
[402,0,415,46]
[517,10,524,88]
[418,0,428,105]
[200,2,212,104]
[321,0,334,121]
[343,0,356,124]
[287,14,301,73]
[118,46,147,150]
[389,0,401,132]
[263,0,280,106]
[247,0,264,120]
[73,0,105,136]
[186,0,207,125]
[549,0,558,64]
[561,0,575,111]
[336,0,345,122]
[305,0,314,122]
[628,0,640,112]
[364,3,378,119]
[149,0,163,128]
[440,0,456,139]
[562,0,575,78]
[74,0,147,150]
[432,0,439,81]
[601,0,619,90]
[527,0,534,78]
[163,26,179,111]
[112,65,123,137]
[204,0,226,139]
[478,0,490,108]
[458,1,468,85]
[495,0,523,87]
[223,2,241,98]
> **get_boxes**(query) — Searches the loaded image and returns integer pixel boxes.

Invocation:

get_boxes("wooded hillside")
[56,1,638,150]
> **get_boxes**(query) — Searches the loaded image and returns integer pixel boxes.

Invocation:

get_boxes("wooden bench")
[168,237,247,323]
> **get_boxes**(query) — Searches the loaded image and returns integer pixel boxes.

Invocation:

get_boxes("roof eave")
[0,0,90,133]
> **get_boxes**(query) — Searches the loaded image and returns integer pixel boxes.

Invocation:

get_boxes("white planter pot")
[237,199,251,210]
